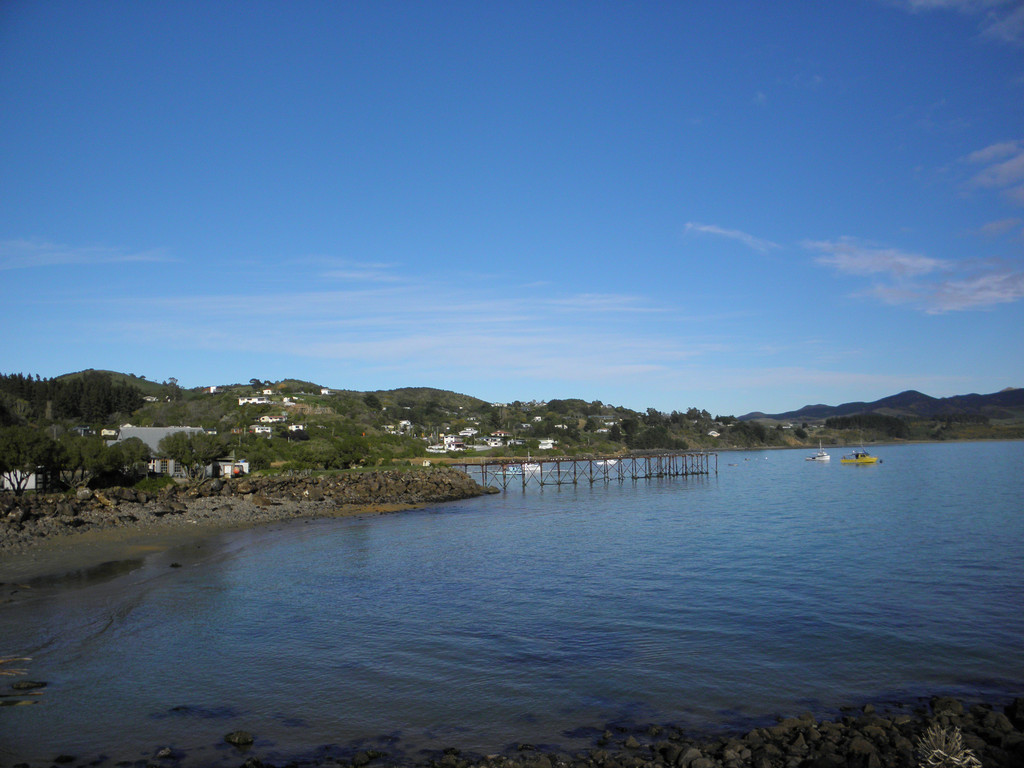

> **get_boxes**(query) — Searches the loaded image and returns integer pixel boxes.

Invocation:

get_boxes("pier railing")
[451,452,716,490]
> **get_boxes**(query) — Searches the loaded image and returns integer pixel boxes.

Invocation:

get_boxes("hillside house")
[538,438,556,450]
[442,435,466,451]
[239,396,271,405]
[259,414,287,423]
[111,426,207,455]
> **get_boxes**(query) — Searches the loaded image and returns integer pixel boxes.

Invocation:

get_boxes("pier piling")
[452,452,716,490]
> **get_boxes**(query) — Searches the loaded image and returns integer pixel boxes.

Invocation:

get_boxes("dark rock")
[12,680,47,690]
[931,696,964,717]
[676,746,702,767]
[847,736,876,756]
[1005,698,1024,729]
[224,730,254,747]
[983,710,1014,734]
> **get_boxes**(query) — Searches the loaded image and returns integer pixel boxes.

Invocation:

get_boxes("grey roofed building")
[111,426,207,454]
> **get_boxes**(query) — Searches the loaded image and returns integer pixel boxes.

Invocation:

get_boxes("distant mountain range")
[739,387,1024,423]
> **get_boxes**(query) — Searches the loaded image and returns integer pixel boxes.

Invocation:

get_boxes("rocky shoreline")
[0,467,498,558]
[395,696,1024,768]
[3,696,1022,768]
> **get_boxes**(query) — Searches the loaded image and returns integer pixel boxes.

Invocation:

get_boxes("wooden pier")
[452,452,716,490]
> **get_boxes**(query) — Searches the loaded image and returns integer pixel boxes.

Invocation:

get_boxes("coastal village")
[2,371,1022,491]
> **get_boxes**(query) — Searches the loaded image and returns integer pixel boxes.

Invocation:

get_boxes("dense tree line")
[933,413,989,425]
[0,371,144,423]
[0,427,150,495]
[825,413,910,438]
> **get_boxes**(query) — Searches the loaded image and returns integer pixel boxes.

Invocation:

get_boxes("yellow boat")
[841,449,879,465]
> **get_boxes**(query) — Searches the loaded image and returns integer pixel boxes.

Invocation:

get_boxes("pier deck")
[452,452,716,490]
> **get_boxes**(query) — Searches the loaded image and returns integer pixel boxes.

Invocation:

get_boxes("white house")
[483,435,504,447]
[1,470,37,492]
[320,388,332,395]
[239,396,271,405]
[538,438,556,450]
[251,425,272,436]
[259,414,287,423]
[262,389,274,395]
[707,430,720,438]
[208,386,220,394]
[442,435,466,451]
[288,424,306,432]
[458,427,479,437]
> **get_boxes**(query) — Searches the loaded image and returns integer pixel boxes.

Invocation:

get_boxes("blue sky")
[2,1,1022,416]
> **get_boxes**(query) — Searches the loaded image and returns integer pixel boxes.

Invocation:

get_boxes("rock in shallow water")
[225,730,255,747]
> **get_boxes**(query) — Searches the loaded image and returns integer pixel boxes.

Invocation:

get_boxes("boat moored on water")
[841,449,880,464]
[806,442,830,462]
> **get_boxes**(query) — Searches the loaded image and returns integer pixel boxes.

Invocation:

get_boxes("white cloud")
[982,3,1024,42]
[806,238,949,277]
[0,239,170,271]
[964,139,1024,207]
[927,269,1024,311]
[892,0,1024,43]
[684,222,780,253]
[809,238,1024,312]
[93,283,713,385]
[978,217,1023,236]
[966,141,1022,164]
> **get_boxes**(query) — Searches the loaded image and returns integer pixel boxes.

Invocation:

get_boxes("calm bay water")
[2,441,1022,766]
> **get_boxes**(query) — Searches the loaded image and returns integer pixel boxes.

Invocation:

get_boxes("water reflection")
[0,558,144,603]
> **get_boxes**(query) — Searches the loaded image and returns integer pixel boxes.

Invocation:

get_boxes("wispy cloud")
[94,283,708,383]
[978,217,1023,236]
[982,3,1024,42]
[892,0,1024,43]
[966,139,1024,204]
[927,268,1024,311]
[0,239,170,271]
[684,222,780,253]
[810,237,1024,313]
[806,237,950,277]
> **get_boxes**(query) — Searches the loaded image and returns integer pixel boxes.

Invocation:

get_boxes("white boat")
[806,442,830,462]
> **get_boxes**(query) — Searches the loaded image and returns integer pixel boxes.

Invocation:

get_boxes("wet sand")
[0,498,417,586]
